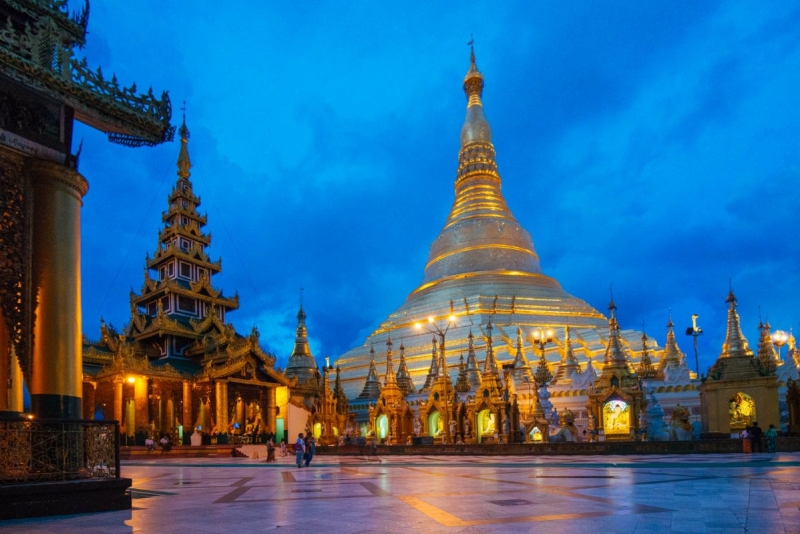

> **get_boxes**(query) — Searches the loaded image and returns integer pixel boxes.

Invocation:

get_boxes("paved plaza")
[3,453,800,533]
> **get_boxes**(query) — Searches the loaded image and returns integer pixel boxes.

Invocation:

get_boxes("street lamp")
[685,314,703,376]
[415,314,456,443]
[531,327,554,386]
[772,330,789,361]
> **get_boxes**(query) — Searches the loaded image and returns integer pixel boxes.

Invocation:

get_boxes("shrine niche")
[729,392,756,431]
[603,398,631,437]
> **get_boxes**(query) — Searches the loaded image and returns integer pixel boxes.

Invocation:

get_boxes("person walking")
[280,439,287,457]
[750,422,764,453]
[304,436,316,467]
[266,438,276,462]
[295,433,306,468]
[741,426,752,453]
[765,424,778,453]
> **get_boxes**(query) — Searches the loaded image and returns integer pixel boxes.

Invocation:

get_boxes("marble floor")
[3,452,800,533]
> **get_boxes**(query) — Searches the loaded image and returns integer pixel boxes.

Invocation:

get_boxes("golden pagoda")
[699,288,779,436]
[82,117,294,444]
[337,48,612,397]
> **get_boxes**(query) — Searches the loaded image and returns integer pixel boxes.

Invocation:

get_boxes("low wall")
[317,437,800,456]
[120,445,245,460]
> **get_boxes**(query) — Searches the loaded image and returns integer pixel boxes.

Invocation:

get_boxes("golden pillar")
[0,320,8,412]
[113,377,124,425]
[266,387,277,434]
[134,377,149,434]
[8,351,23,412]
[28,160,88,419]
[182,380,192,429]
[82,380,96,419]
[215,380,228,432]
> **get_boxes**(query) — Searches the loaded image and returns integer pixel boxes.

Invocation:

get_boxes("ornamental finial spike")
[177,101,191,179]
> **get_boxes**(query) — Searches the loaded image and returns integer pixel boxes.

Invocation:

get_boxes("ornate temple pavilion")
[336,49,685,430]
[82,118,295,444]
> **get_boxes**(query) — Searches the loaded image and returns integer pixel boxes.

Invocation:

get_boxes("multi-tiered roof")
[126,119,239,358]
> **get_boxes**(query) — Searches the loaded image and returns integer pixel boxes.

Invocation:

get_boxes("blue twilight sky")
[74,1,800,373]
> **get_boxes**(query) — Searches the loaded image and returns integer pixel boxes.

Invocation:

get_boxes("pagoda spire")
[420,335,440,393]
[395,341,414,395]
[719,288,754,359]
[455,353,471,392]
[756,320,779,374]
[177,105,191,180]
[357,345,382,400]
[464,328,482,389]
[483,321,499,375]
[602,299,629,368]
[384,336,398,387]
[637,331,657,379]
[284,304,320,389]
[333,366,349,415]
[512,326,534,383]
[656,312,686,379]
[552,326,580,384]
[480,321,504,394]
[420,46,545,286]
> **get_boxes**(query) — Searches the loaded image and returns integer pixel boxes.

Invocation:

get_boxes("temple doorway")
[428,411,441,437]
[376,414,388,440]
[477,409,496,443]
[313,422,322,440]
[603,399,630,436]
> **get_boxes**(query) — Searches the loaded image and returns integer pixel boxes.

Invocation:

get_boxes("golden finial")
[177,100,191,179]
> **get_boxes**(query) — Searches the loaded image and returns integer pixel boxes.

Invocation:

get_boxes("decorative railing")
[0,417,120,484]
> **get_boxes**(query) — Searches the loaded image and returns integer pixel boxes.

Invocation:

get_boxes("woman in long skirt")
[765,424,778,453]
[742,427,752,453]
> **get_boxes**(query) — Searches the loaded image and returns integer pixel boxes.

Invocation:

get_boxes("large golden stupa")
[337,50,619,398]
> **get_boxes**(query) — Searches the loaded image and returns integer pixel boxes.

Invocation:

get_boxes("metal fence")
[0,417,120,483]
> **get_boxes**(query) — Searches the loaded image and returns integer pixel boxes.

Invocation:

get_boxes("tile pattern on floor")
[2,452,800,533]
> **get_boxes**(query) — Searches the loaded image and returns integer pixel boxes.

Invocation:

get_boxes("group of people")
[741,422,779,453]
[294,432,317,468]
[144,432,172,452]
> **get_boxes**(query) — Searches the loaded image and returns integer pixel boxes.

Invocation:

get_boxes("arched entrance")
[529,426,543,442]
[313,422,322,440]
[376,414,389,440]
[603,399,630,436]
[729,392,756,431]
[428,411,441,437]
[477,409,496,443]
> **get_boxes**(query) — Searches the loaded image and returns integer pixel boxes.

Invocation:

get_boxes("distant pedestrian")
[765,424,778,453]
[280,439,287,457]
[295,433,306,468]
[750,422,764,453]
[304,436,316,467]
[741,427,752,453]
[267,438,276,462]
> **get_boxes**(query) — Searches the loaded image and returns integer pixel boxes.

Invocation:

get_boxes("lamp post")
[685,314,703,376]
[772,330,789,362]
[415,314,456,443]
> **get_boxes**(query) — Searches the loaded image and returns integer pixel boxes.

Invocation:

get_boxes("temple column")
[8,350,23,413]
[266,387,277,434]
[215,380,228,432]
[182,380,192,430]
[113,377,124,425]
[0,319,9,412]
[28,160,88,419]
[82,380,96,419]
[134,377,149,435]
